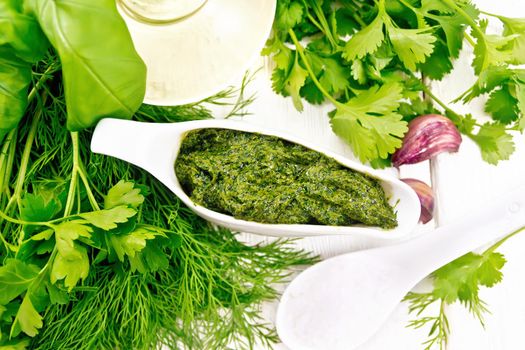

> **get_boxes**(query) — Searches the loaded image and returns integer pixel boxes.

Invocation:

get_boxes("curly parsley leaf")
[387,25,436,71]
[343,10,385,60]
[306,51,350,95]
[274,0,304,31]
[469,123,515,164]
[406,244,508,350]
[498,16,525,65]
[20,193,62,222]
[472,33,518,75]
[51,243,89,291]
[109,227,157,263]
[10,294,43,337]
[274,53,309,111]
[0,260,39,305]
[53,220,92,256]
[104,180,145,209]
[485,86,519,124]
[331,82,407,162]
[418,40,453,80]
[300,79,325,104]
[79,206,137,231]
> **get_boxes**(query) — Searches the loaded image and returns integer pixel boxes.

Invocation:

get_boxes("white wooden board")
[209,1,525,348]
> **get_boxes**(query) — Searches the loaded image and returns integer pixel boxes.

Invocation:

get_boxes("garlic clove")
[392,114,461,167]
[401,178,434,224]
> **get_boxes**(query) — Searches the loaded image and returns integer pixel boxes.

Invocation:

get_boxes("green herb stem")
[0,208,52,228]
[464,33,476,47]
[225,69,258,119]
[37,248,57,276]
[304,11,325,36]
[27,63,57,104]
[78,164,101,212]
[64,132,80,217]
[3,131,17,200]
[438,300,449,350]
[0,129,16,200]
[478,10,500,18]
[352,13,367,28]
[419,83,464,124]
[309,0,338,49]
[397,0,427,28]
[4,94,46,217]
[485,226,525,255]
[288,29,340,106]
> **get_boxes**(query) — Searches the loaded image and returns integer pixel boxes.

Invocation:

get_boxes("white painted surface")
[207,0,525,348]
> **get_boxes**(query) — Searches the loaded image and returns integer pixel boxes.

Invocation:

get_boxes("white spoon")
[276,184,525,349]
[91,118,420,238]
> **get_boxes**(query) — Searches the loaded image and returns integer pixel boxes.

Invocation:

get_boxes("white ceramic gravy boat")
[90,118,420,238]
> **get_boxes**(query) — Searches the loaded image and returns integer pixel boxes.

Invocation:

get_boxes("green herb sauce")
[175,129,398,229]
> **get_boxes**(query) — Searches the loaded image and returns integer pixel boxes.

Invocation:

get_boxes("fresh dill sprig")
[404,294,449,350]
[196,69,258,119]
[0,51,317,350]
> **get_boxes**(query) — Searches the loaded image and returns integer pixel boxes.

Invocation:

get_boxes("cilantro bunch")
[264,0,525,165]
[404,227,522,350]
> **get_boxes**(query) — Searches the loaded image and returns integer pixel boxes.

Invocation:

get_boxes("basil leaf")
[0,0,49,62]
[0,47,32,141]
[25,0,147,131]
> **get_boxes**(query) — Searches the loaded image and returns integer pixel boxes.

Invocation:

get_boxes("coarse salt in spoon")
[91,118,420,238]
[276,184,525,349]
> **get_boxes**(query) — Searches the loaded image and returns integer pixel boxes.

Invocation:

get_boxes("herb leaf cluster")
[264,0,525,165]
[404,228,521,350]
[0,53,316,350]
[0,0,146,140]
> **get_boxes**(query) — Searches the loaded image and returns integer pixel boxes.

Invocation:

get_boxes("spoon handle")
[395,184,525,278]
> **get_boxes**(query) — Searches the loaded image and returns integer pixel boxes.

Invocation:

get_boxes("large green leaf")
[25,0,147,131]
[0,47,32,141]
[0,259,39,305]
[10,294,43,337]
[0,0,49,62]
[0,0,49,141]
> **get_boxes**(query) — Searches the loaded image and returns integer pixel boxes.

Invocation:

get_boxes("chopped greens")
[176,129,397,228]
